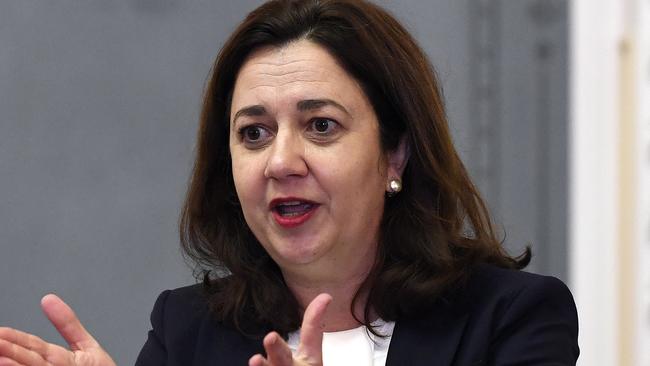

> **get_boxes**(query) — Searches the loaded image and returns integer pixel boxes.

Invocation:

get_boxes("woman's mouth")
[270,199,319,228]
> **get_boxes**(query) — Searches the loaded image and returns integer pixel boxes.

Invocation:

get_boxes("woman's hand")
[249,294,332,366]
[0,294,116,366]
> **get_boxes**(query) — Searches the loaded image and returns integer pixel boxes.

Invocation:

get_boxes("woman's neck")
[281,257,376,332]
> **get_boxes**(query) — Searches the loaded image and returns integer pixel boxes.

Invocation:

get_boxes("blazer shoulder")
[460,264,580,364]
[163,283,209,314]
[385,265,579,365]
[459,264,578,332]
[154,283,211,341]
[466,263,573,301]
[136,283,210,366]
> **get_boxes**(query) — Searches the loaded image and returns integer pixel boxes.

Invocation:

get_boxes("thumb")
[40,294,99,351]
[297,293,332,363]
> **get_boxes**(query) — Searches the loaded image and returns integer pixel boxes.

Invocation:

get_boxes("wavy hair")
[180,0,530,337]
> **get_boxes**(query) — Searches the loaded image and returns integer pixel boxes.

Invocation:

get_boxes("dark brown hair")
[180,0,530,337]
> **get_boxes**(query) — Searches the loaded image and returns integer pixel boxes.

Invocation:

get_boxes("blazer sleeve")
[488,275,579,365]
[135,290,171,366]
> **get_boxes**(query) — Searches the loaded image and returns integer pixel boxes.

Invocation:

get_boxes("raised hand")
[248,293,332,366]
[0,294,116,366]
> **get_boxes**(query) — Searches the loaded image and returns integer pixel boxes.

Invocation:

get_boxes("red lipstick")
[269,197,319,228]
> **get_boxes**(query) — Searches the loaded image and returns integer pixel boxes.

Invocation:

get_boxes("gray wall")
[0,1,567,365]
[463,0,569,277]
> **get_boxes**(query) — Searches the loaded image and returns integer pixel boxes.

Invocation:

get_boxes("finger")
[0,327,51,360]
[40,294,98,351]
[0,355,24,366]
[248,354,269,366]
[263,332,292,366]
[297,293,332,363]
[0,327,75,366]
[0,338,47,366]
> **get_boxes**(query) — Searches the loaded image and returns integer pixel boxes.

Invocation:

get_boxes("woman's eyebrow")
[297,99,350,116]
[233,105,267,123]
[232,99,350,124]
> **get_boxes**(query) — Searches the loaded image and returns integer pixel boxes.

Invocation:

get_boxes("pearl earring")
[387,178,402,196]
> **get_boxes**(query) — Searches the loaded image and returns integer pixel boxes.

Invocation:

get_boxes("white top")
[287,320,395,366]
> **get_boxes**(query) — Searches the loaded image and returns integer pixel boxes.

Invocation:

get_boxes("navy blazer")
[135,264,579,365]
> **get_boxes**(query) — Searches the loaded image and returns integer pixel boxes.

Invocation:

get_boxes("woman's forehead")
[230,40,367,115]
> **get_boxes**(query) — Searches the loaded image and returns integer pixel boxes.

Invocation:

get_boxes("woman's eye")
[245,127,261,140]
[239,125,272,146]
[309,118,338,134]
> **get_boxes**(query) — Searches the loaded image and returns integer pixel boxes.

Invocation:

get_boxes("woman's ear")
[387,135,409,178]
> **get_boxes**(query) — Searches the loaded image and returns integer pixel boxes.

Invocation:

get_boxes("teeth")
[275,202,314,217]
[279,201,302,206]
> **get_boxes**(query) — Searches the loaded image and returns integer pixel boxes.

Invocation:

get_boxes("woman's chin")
[270,242,326,268]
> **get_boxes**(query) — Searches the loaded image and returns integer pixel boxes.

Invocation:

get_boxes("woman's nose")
[263,130,308,180]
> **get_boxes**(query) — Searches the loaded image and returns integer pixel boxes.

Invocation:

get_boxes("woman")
[0,0,579,365]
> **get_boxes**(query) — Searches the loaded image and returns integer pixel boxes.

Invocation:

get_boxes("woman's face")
[229,40,403,277]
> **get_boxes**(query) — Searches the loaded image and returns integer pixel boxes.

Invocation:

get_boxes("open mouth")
[270,198,319,227]
[273,201,315,217]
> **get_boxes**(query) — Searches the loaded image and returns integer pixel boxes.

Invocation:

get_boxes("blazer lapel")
[385,300,469,366]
